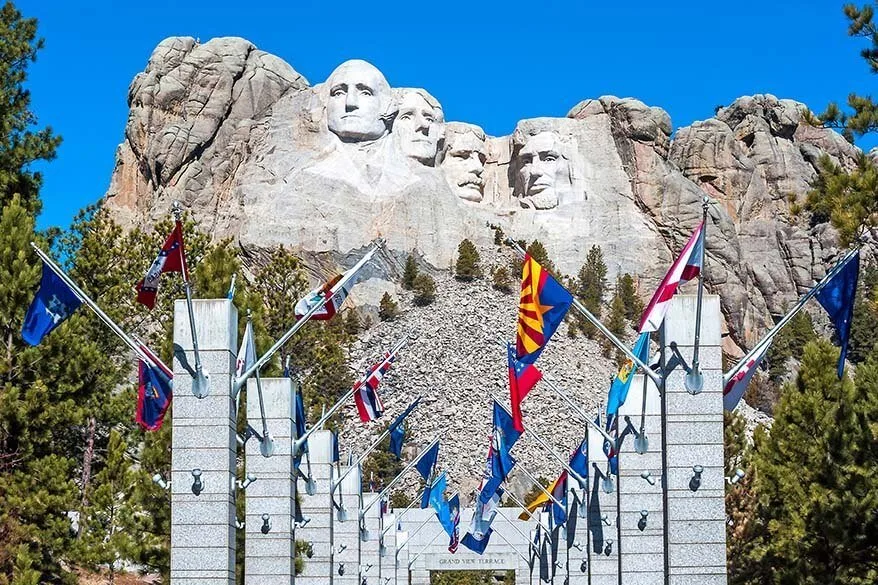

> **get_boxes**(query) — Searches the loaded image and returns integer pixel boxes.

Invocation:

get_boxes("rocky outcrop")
[104,37,863,356]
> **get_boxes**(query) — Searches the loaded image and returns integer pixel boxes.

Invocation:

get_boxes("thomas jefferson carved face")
[442,124,487,202]
[394,90,444,165]
[516,131,574,209]
[326,60,392,142]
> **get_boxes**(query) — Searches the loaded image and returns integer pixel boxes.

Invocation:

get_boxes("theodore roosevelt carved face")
[325,60,392,143]
[442,123,487,202]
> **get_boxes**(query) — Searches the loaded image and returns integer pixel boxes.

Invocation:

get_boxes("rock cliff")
[103,37,863,488]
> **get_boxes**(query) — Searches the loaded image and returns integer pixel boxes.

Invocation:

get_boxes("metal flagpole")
[172,202,210,398]
[245,310,274,457]
[332,396,422,493]
[685,197,710,395]
[635,372,650,454]
[517,465,565,509]
[295,335,410,458]
[504,239,661,386]
[234,240,384,393]
[492,334,616,445]
[359,436,441,521]
[504,490,554,540]
[29,243,170,372]
[490,396,588,489]
[494,523,539,567]
[723,245,861,384]
[381,483,431,539]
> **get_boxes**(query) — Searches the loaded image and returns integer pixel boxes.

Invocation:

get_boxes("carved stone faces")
[515,131,574,209]
[326,60,392,142]
[442,123,487,202]
[394,89,444,165]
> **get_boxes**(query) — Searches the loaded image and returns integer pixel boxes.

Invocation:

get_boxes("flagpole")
[723,245,861,384]
[170,202,210,398]
[29,243,170,373]
[332,397,422,492]
[504,490,554,540]
[245,311,274,457]
[234,240,383,393]
[491,396,588,488]
[686,197,710,395]
[516,465,565,509]
[494,520,539,566]
[492,334,616,445]
[359,436,441,520]
[381,484,429,539]
[294,335,409,456]
[504,239,661,386]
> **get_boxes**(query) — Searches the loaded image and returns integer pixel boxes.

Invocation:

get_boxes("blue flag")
[816,251,860,378]
[461,486,502,555]
[294,389,308,468]
[331,430,340,464]
[415,441,439,482]
[135,360,173,431]
[606,332,650,416]
[447,494,461,553]
[388,397,421,459]
[569,437,588,489]
[22,262,82,346]
[428,474,452,534]
[479,401,522,503]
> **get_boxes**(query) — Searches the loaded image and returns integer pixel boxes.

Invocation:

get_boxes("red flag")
[507,343,542,432]
[638,221,704,333]
[136,221,187,309]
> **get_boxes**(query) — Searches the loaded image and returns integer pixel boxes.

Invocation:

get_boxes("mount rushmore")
[103,36,864,353]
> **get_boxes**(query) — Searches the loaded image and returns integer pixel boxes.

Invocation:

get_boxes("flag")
[603,416,619,476]
[508,342,542,432]
[529,529,540,568]
[380,497,388,516]
[331,430,340,463]
[294,273,352,321]
[461,485,502,555]
[22,262,83,345]
[479,401,523,503]
[639,221,704,333]
[293,388,308,468]
[606,332,650,416]
[353,350,397,422]
[415,441,439,482]
[816,251,860,378]
[568,437,589,489]
[388,398,420,459]
[135,360,173,431]
[516,254,573,364]
[428,474,451,531]
[519,439,584,521]
[136,221,187,309]
[421,468,444,509]
[723,343,769,411]
[447,494,461,553]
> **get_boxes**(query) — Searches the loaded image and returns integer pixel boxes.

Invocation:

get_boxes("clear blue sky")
[18,0,877,230]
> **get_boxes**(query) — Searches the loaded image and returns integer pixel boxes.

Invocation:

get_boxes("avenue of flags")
[18,199,867,561]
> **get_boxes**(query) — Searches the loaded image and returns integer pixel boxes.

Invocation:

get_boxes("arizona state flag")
[136,221,187,309]
[516,255,573,365]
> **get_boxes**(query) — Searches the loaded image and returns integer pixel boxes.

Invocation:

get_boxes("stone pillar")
[566,484,589,585]
[586,425,619,585]
[662,295,728,585]
[361,493,382,585]
[616,373,665,585]
[334,464,362,585]
[297,430,335,585]
[245,377,295,584]
[171,299,238,585]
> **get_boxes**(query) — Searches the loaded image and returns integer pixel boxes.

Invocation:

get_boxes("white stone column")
[616,373,665,585]
[334,464,362,585]
[170,299,238,585]
[245,377,295,584]
[662,295,728,585]
[296,430,335,585]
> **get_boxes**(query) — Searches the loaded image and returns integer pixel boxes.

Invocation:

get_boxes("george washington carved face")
[325,60,392,143]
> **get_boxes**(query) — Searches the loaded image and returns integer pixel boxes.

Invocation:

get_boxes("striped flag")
[723,343,769,411]
[294,273,352,321]
[136,220,187,310]
[353,351,395,422]
[638,221,704,333]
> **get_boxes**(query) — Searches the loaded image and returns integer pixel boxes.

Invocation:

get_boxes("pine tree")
[378,292,399,321]
[0,3,61,214]
[75,430,138,584]
[361,428,404,492]
[492,265,512,293]
[616,273,643,324]
[724,411,758,581]
[412,273,437,306]
[766,309,815,383]
[605,291,627,363]
[525,240,557,276]
[575,245,607,338]
[454,238,482,281]
[741,339,878,585]
[402,254,419,290]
